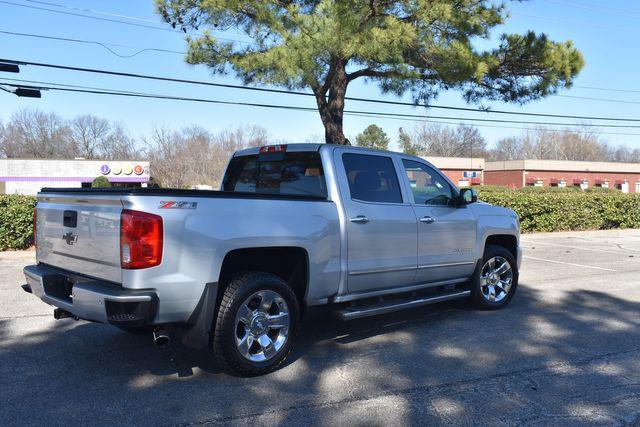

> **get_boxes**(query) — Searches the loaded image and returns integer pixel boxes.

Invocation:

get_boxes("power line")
[24,0,173,25]
[556,94,640,106]
[573,85,640,95]
[7,27,640,99]
[4,79,640,136]
[0,0,257,45]
[0,30,185,58]
[0,0,178,33]
[7,57,640,124]
[13,1,640,99]
[543,0,640,20]
[346,112,634,136]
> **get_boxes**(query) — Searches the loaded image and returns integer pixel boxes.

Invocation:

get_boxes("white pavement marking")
[523,255,617,272]
[522,240,640,256]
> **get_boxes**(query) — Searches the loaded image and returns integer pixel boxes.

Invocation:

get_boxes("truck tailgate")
[36,194,122,283]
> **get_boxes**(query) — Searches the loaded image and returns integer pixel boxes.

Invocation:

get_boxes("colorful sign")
[134,165,143,175]
[123,165,133,175]
[100,164,110,175]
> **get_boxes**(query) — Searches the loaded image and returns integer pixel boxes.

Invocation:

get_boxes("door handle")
[419,216,436,224]
[349,215,370,224]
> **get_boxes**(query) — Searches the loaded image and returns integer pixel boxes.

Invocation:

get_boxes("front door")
[335,150,417,293]
[400,159,477,283]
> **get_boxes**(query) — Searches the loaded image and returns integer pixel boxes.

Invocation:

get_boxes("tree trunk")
[314,60,350,145]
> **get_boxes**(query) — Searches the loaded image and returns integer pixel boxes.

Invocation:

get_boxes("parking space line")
[523,255,616,271]
[521,241,637,256]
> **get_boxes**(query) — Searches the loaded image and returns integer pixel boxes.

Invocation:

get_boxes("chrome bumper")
[23,264,157,325]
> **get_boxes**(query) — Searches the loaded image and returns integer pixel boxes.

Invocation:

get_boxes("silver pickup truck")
[23,143,521,375]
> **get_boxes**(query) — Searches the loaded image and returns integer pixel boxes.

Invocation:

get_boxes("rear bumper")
[23,264,157,326]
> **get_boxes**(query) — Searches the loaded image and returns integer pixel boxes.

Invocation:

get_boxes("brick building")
[422,156,485,187]
[484,159,640,193]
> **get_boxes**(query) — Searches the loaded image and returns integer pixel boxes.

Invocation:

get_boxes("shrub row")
[1,188,639,250]
[0,195,36,251]
[476,188,640,232]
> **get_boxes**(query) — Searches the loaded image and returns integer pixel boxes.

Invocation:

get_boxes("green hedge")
[1,189,639,250]
[0,195,37,251]
[476,188,640,232]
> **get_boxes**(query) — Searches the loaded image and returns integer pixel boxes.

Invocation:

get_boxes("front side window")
[342,153,402,203]
[222,151,327,198]
[402,160,453,206]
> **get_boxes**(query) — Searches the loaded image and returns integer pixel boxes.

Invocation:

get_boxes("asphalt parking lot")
[2,229,640,426]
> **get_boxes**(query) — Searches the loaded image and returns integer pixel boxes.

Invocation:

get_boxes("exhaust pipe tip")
[153,328,170,347]
[53,308,72,320]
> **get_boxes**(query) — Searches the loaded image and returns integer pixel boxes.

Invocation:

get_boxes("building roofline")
[0,158,149,162]
[485,159,640,173]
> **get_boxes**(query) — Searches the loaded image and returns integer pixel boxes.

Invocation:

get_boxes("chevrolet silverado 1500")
[23,143,521,375]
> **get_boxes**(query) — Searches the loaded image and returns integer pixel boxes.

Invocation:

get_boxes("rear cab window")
[222,150,328,198]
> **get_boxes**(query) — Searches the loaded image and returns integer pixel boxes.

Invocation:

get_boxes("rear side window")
[342,153,402,203]
[222,151,327,198]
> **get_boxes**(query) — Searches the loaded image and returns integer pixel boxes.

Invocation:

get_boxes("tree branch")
[347,68,406,81]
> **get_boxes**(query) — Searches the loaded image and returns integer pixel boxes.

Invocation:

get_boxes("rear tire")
[212,272,300,376]
[471,245,518,310]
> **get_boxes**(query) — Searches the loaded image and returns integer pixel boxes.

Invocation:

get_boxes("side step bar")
[336,290,470,321]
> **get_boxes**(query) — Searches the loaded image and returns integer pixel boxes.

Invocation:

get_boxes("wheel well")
[218,247,309,308]
[485,234,517,259]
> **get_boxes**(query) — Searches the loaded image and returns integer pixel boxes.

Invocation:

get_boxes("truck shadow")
[2,284,640,425]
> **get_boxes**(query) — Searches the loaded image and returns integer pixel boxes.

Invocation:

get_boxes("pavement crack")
[180,347,640,425]
[0,313,51,320]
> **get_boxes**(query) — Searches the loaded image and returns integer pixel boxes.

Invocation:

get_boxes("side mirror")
[458,188,477,205]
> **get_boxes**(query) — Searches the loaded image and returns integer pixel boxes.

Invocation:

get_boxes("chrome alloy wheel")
[234,290,290,362]
[479,256,513,303]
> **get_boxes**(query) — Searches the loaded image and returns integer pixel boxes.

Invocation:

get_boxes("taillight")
[33,205,37,248]
[120,209,163,269]
[259,144,287,153]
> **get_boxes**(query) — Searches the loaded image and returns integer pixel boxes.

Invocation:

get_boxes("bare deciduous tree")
[0,109,140,160]
[144,124,272,188]
[69,115,110,159]
[489,126,611,162]
[0,109,74,158]
[400,123,488,158]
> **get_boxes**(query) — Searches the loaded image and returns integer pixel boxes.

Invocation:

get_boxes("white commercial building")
[0,159,150,195]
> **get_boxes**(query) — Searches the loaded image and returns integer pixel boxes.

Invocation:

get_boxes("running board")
[336,290,470,321]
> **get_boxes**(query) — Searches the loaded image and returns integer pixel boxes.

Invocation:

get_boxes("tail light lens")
[120,209,163,269]
[259,144,287,153]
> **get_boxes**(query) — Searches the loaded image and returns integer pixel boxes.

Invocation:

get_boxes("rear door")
[334,149,417,293]
[399,158,477,283]
[36,194,122,283]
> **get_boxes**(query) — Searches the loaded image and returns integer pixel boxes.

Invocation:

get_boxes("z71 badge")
[159,201,198,209]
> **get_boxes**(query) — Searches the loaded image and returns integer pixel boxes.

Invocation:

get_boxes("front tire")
[212,272,300,376]
[471,245,518,310]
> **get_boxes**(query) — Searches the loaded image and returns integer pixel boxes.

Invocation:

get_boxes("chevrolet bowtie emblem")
[62,232,78,245]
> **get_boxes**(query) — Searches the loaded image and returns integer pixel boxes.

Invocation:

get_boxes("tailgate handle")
[63,210,78,228]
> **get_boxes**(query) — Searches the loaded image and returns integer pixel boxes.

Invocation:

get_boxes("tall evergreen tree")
[158,1,584,145]
[355,124,390,150]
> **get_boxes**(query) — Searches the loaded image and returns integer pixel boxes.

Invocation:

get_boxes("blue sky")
[2,0,640,152]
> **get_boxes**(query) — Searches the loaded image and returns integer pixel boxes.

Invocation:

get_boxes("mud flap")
[181,282,218,350]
